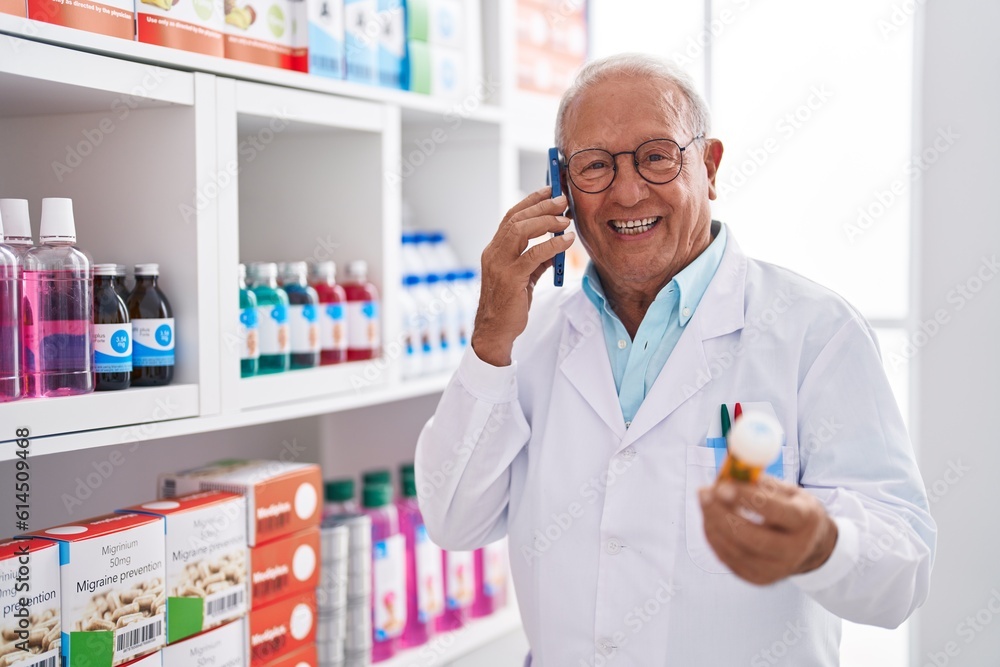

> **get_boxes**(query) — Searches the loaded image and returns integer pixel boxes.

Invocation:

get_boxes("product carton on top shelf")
[135,0,226,57]
[158,460,322,546]
[306,0,344,78]
[0,0,25,17]
[262,644,316,667]
[160,617,246,667]
[406,0,461,48]
[249,528,319,610]
[247,590,316,666]
[122,491,249,644]
[343,0,377,84]
[0,538,61,667]
[407,39,463,97]
[27,0,135,39]
[376,0,406,89]
[24,513,167,667]
[223,0,307,71]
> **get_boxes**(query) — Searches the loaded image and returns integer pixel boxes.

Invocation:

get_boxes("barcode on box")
[161,479,177,498]
[115,615,164,658]
[253,574,289,600]
[257,514,289,534]
[205,587,246,621]
[20,656,58,667]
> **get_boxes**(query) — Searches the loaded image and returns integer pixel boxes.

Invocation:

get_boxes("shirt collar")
[581,221,728,327]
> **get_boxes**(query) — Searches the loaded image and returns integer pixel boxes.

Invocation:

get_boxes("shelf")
[380,606,523,667]
[0,14,504,124]
[238,361,390,410]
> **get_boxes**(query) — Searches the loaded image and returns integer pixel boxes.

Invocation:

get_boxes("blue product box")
[308,0,345,77]
[344,0,377,84]
[377,0,407,89]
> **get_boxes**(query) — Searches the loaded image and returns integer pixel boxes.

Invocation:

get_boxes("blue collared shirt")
[581,223,728,425]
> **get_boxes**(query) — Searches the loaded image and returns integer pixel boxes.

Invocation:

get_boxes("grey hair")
[555,53,712,150]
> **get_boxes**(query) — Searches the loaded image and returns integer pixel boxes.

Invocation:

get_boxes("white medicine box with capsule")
[0,538,61,667]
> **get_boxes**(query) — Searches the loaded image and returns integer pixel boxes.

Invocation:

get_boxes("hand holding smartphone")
[547,147,569,287]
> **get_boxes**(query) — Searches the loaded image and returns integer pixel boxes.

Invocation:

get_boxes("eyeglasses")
[566,135,705,194]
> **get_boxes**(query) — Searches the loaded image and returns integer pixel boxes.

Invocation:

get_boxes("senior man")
[415,53,935,665]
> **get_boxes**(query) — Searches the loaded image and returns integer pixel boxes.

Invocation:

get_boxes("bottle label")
[288,304,320,353]
[445,550,474,610]
[93,323,133,373]
[373,534,406,641]
[258,304,290,355]
[239,307,259,360]
[132,317,175,367]
[415,524,444,622]
[346,300,380,350]
[319,302,347,353]
[483,540,507,597]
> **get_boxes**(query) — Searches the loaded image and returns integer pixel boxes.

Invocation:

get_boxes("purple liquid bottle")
[0,212,21,402]
[397,464,443,649]
[1,199,33,398]
[471,539,509,618]
[23,198,93,397]
[363,482,405,663]
[437,548,474,632]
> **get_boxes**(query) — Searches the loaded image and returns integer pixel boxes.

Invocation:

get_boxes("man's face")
[562,75,723,296]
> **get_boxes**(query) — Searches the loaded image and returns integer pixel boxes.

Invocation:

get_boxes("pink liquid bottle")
[471,539,509,618]
[23,198,94,397]
[397,464,443,649]
[1,199,33,398]
[363,482,405,662]
[309,260,348,365]
[342,260,380,361]
[0,211,21,402]
[437,547,474,632]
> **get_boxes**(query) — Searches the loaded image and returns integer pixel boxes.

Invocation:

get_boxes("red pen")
[734,402,743,420]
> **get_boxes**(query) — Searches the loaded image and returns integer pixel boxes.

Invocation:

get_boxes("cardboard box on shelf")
[406,0,461,48]
[135,0,226,57]
[376,0,406,89]
[407,40,463,97]
[0,0,25,17]
[0,538,60,667]
[160,617,245,667]
[223,0,308,71]
[27,0,135,40]
[343,0,377,84]
[247,591,316,666]
[123,492,249,644]
[249,528,319,610]
[159,460,322,546]
[262,643,316,667]
[306,0,344,78]
[25,513,167,667]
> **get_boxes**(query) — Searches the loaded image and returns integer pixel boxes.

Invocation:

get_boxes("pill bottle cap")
[39,198,76,242]
[94,263,118,276]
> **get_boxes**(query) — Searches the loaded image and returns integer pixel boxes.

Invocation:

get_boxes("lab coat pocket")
[685,445,732,574]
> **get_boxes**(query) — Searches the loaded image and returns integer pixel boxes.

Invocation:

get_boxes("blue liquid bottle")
[280,261,320,370]
[239,263,259,378]
[127,263,175,386]
[92,263,131,391]
[249,262,290,374]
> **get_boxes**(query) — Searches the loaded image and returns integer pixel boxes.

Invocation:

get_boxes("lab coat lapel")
[619,231,748,450]
[558,291,628,440]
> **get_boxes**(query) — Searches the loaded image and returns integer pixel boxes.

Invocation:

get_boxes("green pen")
[721,404,732,441]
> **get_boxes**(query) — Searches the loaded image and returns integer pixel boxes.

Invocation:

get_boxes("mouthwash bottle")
[323,477,359,518]
[343,260,380,361]
[471,539,508,618]
[362,482,405,662]
[309,260,347,365]
[437,548,474,632]
[397,464,443,648]
[250,262,290,374]
[0,217,21,403]
[23,198,93,397]
[280,261,320,370]
[92,264,131,391]
[238,264,259,378]
[127,264,175,386]
[1,200,32,399]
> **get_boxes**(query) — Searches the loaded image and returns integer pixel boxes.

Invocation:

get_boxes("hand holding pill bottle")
[717,412,782,483]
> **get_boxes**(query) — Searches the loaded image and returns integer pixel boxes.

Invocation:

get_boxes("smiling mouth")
[608,217,660,236]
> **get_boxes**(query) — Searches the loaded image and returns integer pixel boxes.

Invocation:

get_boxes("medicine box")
[247,590,316,666]
[262,644,316,667]
[161,617,246,667]
[0,0,26,17]
[159,460,322,546]
[406,0,461,48]
[376,0,406,89]
[223,0,307,71]
[0,538,61,667]
[249,528,319,610]
[134,0,226,56]
[25,513,167,667]
[343,0,377,84]
[27,0,135,40]
[306,0,344,78]
[123,492,249,643]
[408,40,463,97]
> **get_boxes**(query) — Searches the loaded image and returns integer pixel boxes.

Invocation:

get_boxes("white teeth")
[610,217,657,235]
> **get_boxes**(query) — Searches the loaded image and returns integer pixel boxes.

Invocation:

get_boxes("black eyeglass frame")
[565,134,706,194]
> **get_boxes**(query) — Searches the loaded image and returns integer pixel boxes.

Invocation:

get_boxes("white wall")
[914,1,1000,665]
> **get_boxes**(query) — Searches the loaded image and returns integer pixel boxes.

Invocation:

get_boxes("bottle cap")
[281,261,308,284]
[251,262,277,280]
[309,260,336,282]
[0,200,31,244]
[401,470,417,499]
[462,269,477,280]
[94,263,118,276]
[403,275,420,286]
[401,232,416,244]
[361,482,392,508]
[115,264,127,277]
[425,273,440,285]
[134,263,160,276]
[239,263,247,280]
[427,231,445,243]
[39,198,76,242]
[325,478,356,503]
[347,260,368,280]
[361,469,391,486]
[445,271,459,282]
[727,411,783,468]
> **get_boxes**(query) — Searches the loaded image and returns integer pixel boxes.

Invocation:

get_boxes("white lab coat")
[415,227,935,666]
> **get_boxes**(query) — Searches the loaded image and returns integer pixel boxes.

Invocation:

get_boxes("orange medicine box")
[159,460,322,546]
[24,513,167,667]
[249,528,319,610]
[27,0,135,40]
[262,644,316,667]
[122,491,249,644]
[135,0,226,57]
[0,0,26,17]
[247,591,316,666]
[0,538,61,667]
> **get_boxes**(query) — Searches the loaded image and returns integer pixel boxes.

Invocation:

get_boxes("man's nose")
[608,156,649,208]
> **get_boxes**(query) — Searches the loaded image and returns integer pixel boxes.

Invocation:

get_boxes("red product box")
[27,0,135,40]
[263,644,316,667]
[250,528,319,610]
[0,0,26,17]
[247,591,316,666]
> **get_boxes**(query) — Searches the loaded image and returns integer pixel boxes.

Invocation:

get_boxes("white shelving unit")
[0,1,543,661]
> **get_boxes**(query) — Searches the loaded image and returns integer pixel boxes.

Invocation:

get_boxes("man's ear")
[704,139,724,201]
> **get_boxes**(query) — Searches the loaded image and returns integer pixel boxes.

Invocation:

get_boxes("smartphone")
[547,147,567,287]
